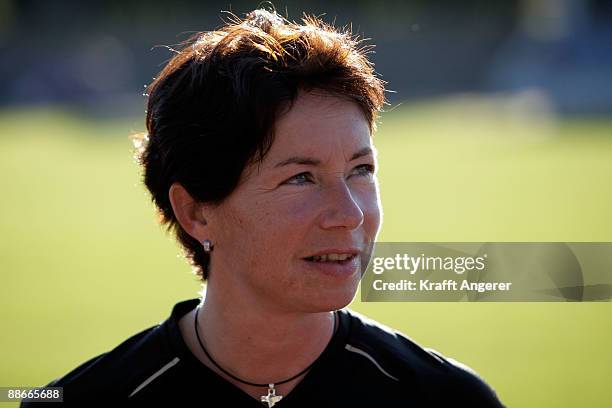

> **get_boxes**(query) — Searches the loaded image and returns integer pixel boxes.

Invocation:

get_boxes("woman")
[23,8,504,407]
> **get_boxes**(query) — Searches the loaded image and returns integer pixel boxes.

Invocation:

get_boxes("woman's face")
[206,90,382,313]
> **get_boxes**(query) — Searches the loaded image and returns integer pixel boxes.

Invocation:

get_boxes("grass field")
[1,99,611,407]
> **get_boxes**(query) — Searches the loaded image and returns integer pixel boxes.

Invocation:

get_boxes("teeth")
[309,253,354,262]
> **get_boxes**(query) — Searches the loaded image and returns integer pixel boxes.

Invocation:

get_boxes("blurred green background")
[1,98,611,407]
[2,1,612,407]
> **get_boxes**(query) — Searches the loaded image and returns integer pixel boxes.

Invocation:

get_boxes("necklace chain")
[193,305,337,388]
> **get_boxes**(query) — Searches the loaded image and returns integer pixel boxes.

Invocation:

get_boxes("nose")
[319,178,364,231]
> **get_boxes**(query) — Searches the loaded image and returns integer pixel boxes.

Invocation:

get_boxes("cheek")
[356,183,382,233]
[232,182,380,247]
[233,194,315,249]
[260,192,321,223]
[268,184,381,236]
[364,200,381,237]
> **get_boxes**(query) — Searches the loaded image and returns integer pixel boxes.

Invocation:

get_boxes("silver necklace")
[194,305,336,407]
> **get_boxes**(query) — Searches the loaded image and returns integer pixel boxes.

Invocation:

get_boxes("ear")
[168,182,209,241]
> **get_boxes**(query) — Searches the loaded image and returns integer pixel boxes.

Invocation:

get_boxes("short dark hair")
[132,8,386,282]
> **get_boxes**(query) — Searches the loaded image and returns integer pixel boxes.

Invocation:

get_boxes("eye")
[283,165,375,186]
[284,172,314,185]
[352,164,376,177]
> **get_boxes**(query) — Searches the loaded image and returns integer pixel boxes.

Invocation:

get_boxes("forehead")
[267,91,372,159]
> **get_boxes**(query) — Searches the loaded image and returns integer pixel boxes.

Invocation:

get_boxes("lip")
[302,252,360,279]
[304,248,361,258]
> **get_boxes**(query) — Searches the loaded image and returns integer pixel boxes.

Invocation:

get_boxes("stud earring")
[202,239,214,253]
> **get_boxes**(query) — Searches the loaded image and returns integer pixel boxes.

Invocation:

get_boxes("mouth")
[302,252,360,279]
[303,253,358,263]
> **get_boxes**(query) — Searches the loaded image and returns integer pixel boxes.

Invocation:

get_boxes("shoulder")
[339,308,505,407]
[20,323,172,406]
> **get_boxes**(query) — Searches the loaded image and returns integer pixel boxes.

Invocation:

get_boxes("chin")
[303,275,361,313]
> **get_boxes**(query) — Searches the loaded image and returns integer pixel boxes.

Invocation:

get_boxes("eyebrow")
[273,147,374,169]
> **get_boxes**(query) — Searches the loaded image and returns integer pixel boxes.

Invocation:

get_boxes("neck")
[178,278,337,401]
[195,286,336,384]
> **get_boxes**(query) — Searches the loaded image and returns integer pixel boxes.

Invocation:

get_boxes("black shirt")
[22,298,505,407]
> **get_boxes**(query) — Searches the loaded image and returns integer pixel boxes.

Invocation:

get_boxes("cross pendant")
[261,383,283,407]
